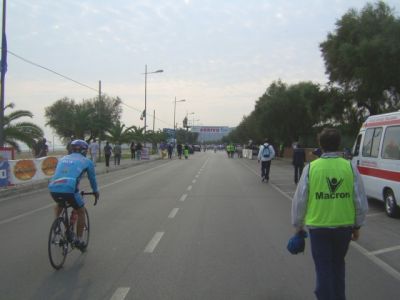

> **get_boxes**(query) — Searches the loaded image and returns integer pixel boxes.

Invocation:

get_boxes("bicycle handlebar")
[80,191,99,206]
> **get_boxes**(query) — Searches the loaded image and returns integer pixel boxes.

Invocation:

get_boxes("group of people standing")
[72,140,144,172]
[129,142,143,160]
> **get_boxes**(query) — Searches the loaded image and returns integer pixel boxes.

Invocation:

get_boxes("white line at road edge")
[180,194,187,202]
[0,162,170,226]
[370,245,400,256]
[0,203,54,225]
[110,287,130,300]
[168,208,179,219]
[144,232,164,253]
[351,242,400,281]
[238,159,400,282]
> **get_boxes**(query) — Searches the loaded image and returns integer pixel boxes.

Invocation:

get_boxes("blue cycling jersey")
[48,153,98,194]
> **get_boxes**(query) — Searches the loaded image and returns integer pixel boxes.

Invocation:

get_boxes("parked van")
[352,111,400,217]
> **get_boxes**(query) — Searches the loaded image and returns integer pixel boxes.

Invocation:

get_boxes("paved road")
[0,151,400,299]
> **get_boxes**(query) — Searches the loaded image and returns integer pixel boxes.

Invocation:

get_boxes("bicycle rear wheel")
[81,208,90,247]
[48,217,68,270]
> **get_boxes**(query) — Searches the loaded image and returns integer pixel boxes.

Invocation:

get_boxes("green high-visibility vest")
[305,157,355,227]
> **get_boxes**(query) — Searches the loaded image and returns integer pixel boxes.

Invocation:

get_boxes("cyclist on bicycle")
[48,139,99,252]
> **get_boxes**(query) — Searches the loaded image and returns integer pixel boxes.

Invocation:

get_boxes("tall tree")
[45,95,122,143]
[320,1,400,115]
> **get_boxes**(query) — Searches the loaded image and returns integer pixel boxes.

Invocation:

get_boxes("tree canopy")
[320,1,400,115]
[45,95,122,142]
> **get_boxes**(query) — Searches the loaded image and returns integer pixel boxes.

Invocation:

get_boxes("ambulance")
[352,111,400,217]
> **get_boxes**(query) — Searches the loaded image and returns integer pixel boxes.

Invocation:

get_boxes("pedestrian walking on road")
[104,141,112,172]
[88,139,99,166]
[291,128,368,300]
[257,139,275,182]
[130,142,136,160]
[167,143,173,159]
[177,143,183,159]
[113,142,122,165]
[292,143,306,184]
[136,142,142,160]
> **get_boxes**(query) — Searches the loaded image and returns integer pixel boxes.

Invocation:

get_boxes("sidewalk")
[0,155,161,198]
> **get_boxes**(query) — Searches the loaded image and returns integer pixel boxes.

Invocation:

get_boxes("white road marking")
[179,194,187,202]
[168,208,179,219]
[0,203,54,225]
[192,179,196,183]
[370,245,400,255]
[187,185,192,191]
[351,242,400,281]
[195,175,199,178]
[367,212,385,217]
[144,232,164,253]
[110,287,130,300]
[101,163,170,189]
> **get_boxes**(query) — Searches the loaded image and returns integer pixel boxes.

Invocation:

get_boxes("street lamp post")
[174,97,186,134]
[143,64,163,134]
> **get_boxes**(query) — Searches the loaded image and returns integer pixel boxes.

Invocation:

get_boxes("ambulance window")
[362,127,382,158]
[382,126,400,160]
[353,134,362,156]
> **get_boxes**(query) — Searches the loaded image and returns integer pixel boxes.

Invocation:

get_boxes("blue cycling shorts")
[50,192,84,209]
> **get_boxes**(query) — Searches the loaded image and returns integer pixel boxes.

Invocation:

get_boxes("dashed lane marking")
[180,194,187,202]
[110,287,130,300]
[144,232,164,253]
[187,185,192,191]
[168,208,179,219]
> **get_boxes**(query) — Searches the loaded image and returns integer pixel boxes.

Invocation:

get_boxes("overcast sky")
[4,0,400,145]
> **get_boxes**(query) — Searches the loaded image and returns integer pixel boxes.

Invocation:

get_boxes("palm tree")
[104,121,135,144]
[3,104,44,152]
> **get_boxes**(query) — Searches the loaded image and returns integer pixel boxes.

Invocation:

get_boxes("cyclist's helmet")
[70,139,89,156]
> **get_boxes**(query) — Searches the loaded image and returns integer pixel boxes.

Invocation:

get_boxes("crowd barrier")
[2,156,58,186]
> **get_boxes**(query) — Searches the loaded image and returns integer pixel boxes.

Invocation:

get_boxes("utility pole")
[98,80,102,162]
[0,0,7,147]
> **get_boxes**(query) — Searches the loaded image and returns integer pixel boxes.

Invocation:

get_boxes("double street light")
[143,64,163,134]
[174,97,186,132]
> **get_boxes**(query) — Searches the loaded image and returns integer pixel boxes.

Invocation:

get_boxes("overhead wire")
[6,49,174,128]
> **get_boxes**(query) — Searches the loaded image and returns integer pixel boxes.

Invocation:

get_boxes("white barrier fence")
[5,156,59,185]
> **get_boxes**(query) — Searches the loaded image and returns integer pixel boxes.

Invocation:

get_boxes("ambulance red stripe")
[358,166,400,182]
[364,119,400,128]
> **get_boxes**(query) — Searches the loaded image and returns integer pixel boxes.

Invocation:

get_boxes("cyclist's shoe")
[74,240,87,253]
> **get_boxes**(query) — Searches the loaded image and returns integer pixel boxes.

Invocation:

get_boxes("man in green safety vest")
[291,128,368,300]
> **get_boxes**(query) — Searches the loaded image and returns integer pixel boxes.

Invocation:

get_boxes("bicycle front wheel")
[48,217,68,270]
[81,208,90,247]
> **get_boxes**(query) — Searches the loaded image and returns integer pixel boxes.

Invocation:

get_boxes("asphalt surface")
[1,151,400,299]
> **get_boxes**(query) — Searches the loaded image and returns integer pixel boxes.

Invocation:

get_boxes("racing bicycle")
[48,191,97,270]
